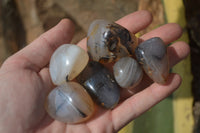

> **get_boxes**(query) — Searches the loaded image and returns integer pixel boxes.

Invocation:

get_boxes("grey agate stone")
[113,57,143,89]
[135,37,169,84]
[77,61,120,109]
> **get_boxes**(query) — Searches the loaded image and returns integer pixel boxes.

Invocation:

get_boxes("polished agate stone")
[49,44,89,85]
[113,57,143,89]
[135,37,169,84]
[45,82,94,124]
[77,61,120,108]
[87,19,138,63]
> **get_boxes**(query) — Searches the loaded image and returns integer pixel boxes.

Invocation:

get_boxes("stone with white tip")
[49,44,89,85]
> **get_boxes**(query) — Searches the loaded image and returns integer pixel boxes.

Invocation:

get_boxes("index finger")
[8,19,74,72]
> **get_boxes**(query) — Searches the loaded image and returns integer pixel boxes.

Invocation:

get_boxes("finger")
[116,10,153,34]
[77,10,153,50]
[13,19,74,72]
[39,67,54,92]
[168,41,190,67]
[112,73,182,131]
[140,23,182,44]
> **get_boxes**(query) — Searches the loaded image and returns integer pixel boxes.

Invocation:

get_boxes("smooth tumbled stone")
[135,37,169,84]
[87,19,138,63]
[45,82,94,124]
[49,44,89,85]
[77,61,120,109]
[113,57,143,89]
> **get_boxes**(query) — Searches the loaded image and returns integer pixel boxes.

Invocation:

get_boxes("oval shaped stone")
[87,19,138,63]
[135,37,169,84]
[77,61,120,108]
[49,44,89,85]
[45,82,94,124]
[113,57,143,89]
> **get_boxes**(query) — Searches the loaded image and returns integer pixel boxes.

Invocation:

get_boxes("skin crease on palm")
[0,10,190,133]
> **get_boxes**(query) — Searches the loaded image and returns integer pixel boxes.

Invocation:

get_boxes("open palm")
[0,10,190,133]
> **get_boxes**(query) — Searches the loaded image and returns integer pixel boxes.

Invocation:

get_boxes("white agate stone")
[45,82,94,123]
[49,44,89,85]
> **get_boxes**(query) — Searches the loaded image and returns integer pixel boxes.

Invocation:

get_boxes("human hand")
[0,10,190,133]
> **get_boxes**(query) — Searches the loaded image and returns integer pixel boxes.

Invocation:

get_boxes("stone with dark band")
[77,61,120,109]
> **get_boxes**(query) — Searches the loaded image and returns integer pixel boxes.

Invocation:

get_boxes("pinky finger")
[111,73,182,131]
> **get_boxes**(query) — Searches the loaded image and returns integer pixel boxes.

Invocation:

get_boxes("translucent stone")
[49,44,89,85]
[113,57,143,89]
[45,82,94,124]
[135,37,169,84]
[77,61,120,108]
[87,19,138,63]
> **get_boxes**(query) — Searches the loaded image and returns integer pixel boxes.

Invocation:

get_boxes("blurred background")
[0,0,199,132]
